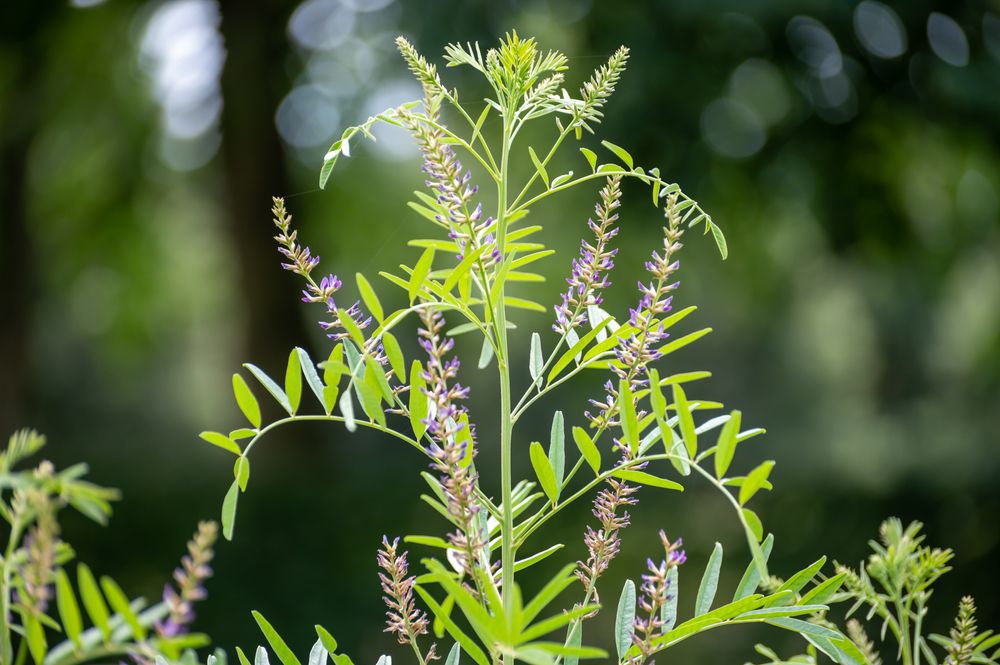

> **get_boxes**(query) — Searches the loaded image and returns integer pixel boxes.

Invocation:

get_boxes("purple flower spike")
[554,176,623,334]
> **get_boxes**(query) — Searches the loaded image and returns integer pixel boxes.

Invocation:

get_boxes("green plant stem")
[0,514,24,665]
[496,111,516,665]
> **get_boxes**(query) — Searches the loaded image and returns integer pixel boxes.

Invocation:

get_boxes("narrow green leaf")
[414,587,489,665]
[285,349,302,415]
[244,363,291,414]
[529,146,549,187]
[739,460,775,505]
[356,273,383,322]
[695,543,723,616]
[572,426,601,474]
[236,647,253,665]
[408,247,435,303]
[337,309,365,346]
[529,332,543,387]
[339,390,356,432]
[672,384,697,457]
[100,576,145,640]
[221,479,239,540]
[662,566,679,630]
[478,336,494,369]
[297,347,326,407]
[742,507,763,541]
[315,625,339,654]
[600,140,634,169]
[55,569,83,649]
[199,431,241,455]
[615,580,636,660]
[580,147,597,172]
[444,643,461,665]
[253,611,303,665]
[357,373,386,426]
[709,221,728,260]
[734,534,774,600]
[549,411,565,488]
[409,360,428,440]
[24,613,46,664]
[470,104,490,144]
[714,410,741,478]
[233,374,262,428]
[565,621,582,665]
[612,470,684,491]
[381,332,406,382]
[234,456,250,492]
[619,380,639,454]
[77,563,111,641]
[442,244,486,293]
[529,441,559,505]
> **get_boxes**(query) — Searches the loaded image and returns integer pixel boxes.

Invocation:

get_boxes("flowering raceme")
[195,32,889,665]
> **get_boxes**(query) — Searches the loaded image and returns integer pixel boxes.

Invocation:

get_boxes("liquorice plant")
[0,429,220,665]
[201,32,869,665]
[748,519,1000,665]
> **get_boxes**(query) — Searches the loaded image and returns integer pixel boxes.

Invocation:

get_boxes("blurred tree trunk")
[217,0,307,369]
[0,1,64,432]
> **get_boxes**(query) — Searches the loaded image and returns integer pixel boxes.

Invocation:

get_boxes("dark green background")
[2,0,998,662]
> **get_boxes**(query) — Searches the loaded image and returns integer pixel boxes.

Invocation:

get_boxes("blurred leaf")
[572,426,601,475]
[232,374,262,428]
[253,611,303,665]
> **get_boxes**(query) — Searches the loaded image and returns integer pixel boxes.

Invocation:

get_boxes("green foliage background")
[1,0,997,662]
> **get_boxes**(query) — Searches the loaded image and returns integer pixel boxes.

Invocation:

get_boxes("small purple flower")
[554,176,622,334]
[155,521,217,639]
[633,530,686,657]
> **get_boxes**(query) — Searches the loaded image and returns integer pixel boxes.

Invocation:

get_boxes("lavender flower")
[554,176,622,334]
[587,191,685,431]
[377,536,432,652]
[272,196,375,343]
[577,478,638,598]
[403,91,498,265]
[417,308,483,574]
[632,531,686,660]
[156,521,217,638]
[16,463,58,615]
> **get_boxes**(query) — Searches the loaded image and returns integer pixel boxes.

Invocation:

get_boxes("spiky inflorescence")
[632,531,686,660]
[272,197,373,343]
[156,521,218,638]
[395,36,442,91]
[554,176,622,334]
[377,536,432,650]
[402,90,498,266]
[587,191,685,433]
[417,309,483,572]
[16,463,59,615]
[946,597,978,665]
[573,46,629,131]
[846,619,883,665]
[577,478,638,596]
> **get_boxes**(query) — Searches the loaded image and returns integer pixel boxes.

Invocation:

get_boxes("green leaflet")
[672,383,697,457]
[714,410,741,478]
[285,348,302,415]
[77,563,111,642]
[253,611,303,665]
[232,373,262,428]
[548,411,565,488]
[572,426,601,475]
[528,146,549,187]
[409,247,436,303]
[409,360,428,440]
[618,380,639,454]
[615,579,636,660]
[221,479,239,540]
[356,272,383,322]
[600,140,634,169]
[55,569,83,650]
[529,441,559,505]
[739,460,775,505]
[695,543,723,616]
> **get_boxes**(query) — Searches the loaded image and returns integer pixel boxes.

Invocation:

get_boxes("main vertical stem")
[496,116,515,665]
